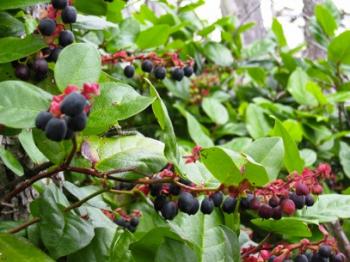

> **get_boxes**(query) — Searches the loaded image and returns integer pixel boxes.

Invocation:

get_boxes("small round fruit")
[249,197,261,210]
[332,253,346,262]
[45,118,67,141]
[64,128,74,140]
[171,67,184,81]
[33,58,48,75]
[240,194,254,209]
[305,194,315,207]
[154,195,167,211]
[60,92,87,117]
[47,47,62,62]
[61,6,77,24]
[296,182,309,196]
[188,198,199,215]
[295,254,308,262]
[183,66,193,77]
[51,0,67,9]
[149,183,162,197]
[222,196,236,214]
[169,184,181,195]
[290,193,305,209]
[268,195,280,208]
[272,207,282,220]
[15,64,30,80]
[154,66,166,79]
[38,18,56,36]
[67,112,87,131]
[161,201,178,220]
[258,204,273,219]
[318,245,332,258]
[124,65,135,78]
[115,217,127,227]
[35,111,53,130]
[59,30,74,47]
[210,191,223,207]
[178,191,194,214]
[130,217,139,227]
[281,199,296,215]
[201,197,214,215]
[141,60,153,73]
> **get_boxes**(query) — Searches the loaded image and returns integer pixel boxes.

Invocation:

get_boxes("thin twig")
[330,220,350,259]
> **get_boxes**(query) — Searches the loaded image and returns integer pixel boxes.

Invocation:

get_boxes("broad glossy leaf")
[203,42,233,67]
[222,137,252,152]
[0,147,23,176]
[0,233,54,262]
[155,238,197,262]
[272,118,304,173]
[339,142,350,178]
[0,12,24,37]
[315,4,337,37]
[282,119,303,143]
[74,0,107,16]
[0,81,51,128]
[328,30,350,65]
[110,18,140,49]
[110,231,135,261]
[18,129,48,164]
[272,18,287,47]
[252,218,311,237]
[55,43,101,91]
[84,82,154,135]
[136,25,170,49]
[245,104,271,139]
[202,97,228,125]
[300,149,317,167]
[0,35,46,63]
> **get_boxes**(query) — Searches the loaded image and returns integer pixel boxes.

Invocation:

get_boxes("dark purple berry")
[35,111,53,130]
[61,6,77,24]
[154,66,166,79]
[51,0,67,9]
[178,192,194,214]
[64,128,74,140]
[171,67,184,81]
[295,254,308,262]
[169,184,181,195]
[60,92,87,117]
[47,47,62,62]
[305,194,315,207]
[258,204,273,219]
[59,30,74,47]
[45,117,67,141]
[183,66,193,77]
[201,197,214,215]
[268,196,280,208]
[130,217,139,227]
[332,253,346,262]
[15,64,30,80]
[32,58,48,80]
[272,207,282,220]
[222,196,236,214]
[249,197,261,210]
[210,191,223,207]
[161,201,178,220]
[296,183,310,196]
[240,194,254,209]
[150,183,162,197]
[115,217,128,227]
[318,245,332,258]
[188,198,199,215]
[141,60,153,73]
[154,195,167,211]
[290,193,305,209]
[67,112,87,131]
[124,65,135,78]
[38,18,56,36]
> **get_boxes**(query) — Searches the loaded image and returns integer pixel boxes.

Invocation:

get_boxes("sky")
[195,0,350,48]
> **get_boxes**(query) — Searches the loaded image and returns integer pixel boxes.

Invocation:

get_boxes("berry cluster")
[14,0,77,82]
[102,51,194,81]
[102,209,141,233]
[35,83,99,141]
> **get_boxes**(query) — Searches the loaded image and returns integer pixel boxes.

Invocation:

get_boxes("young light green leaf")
[272,18,287,47]
[136,25,170,49]
[202,97,229,125]
[300,149,317,167]
[315,4,337,37]
[328,30,350,65]
[0,147,24,176]
[203,42,233,67]
[252,218,311,237]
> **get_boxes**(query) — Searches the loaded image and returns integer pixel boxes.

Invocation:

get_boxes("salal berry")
[258,204,273,219]
[169,184,181,195]
[201,197,214,214]
[188,198,199,215]
[268,255,276,262]
[272,207,282,220]
[61,6,77,24]
[154,66,166,80]
[45,118,67,141]
[130,217,139,227]
[318,245,332,258]
[178,192,194,214]
[32,58,48,80]
[161,201,178,220]
[124,65,135,78]
[64,128,74,140]
[249,197,261,210]
[60,92,87,117]
[35,111,53,130]
[296,182,309,196]
[15,64,30,80]
[154,195,167,211]
[149,183,162,197]
[171,67,184,81]
[240,194,254,209]
[268,195,280,208]
[332,253,346,262]
[59,30,75,47]
[51,0,67,9]
[67,112,87,131]
[183,66,193,77]
[38,18,56,36]
[141,60,153,73]
[47,47,62,62]
[210,191,223,207]
[290,193,305,209]
[295,254,308,262]
[281,199,295,215]
[222,196,236,214]
[305,194,315,207]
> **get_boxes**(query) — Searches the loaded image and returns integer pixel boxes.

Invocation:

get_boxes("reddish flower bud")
[260,250,270,260]
[312,184,323,195]
[317,163,332,177]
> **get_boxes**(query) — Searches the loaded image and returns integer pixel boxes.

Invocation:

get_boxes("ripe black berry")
[171,67,184,81]
[178,192,194,214]
[15,64,30,80]
[141,60,153,73]
[272,207,282,220]
[51,0,67,9]
[305,194,315,207]
[61,6,77,24]
[64,128,74,140]
[38,18,56,36]
[32,58,48,80]
[332,253,346,262]
[290,193,305,209]
[115,217,128,227]
[183,66,193,77]
[154,66,166,79]
[295,254,308,262]
[249,197,261,210]
[188,198,199,215]
[67,112,87,131]
[45,117,67,141]
[154,195,167,211]
[311,253,325,262]
[201,197,214,214]
[268,196,280,208]
[35,111,53,130]
[124,65,135,78]
[130,217,139,227]
[161,201,178,220]
[222,196,236,214]
[240,194,254,209]
[169,184,181,195]
[150,183,162,197]
[296,183,309,196]
[258,204,273,219]
[318,245,332,258]
[60,92,87,117]
[59,30,74,47]
[47,47,62,62]
[210,191,223,207]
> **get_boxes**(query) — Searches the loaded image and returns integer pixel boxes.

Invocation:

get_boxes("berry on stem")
[45,117,67,141]
[258,204,273,219]
[290,193,305,209]
[124,65,135,78]
[60,92,87,117]
[161,201,178,220]
[61,6,77,24]
[201,197,214,215]
[67,112,87,131]
[296,182,309,196]
[295,254,308,262]
[141,60,153,73]
[178,192,195,214]
[47,47,62,62]
[154,66,166,79]
[188,198,199,215]
[305,194,315,207]
[51,0,67,9]
[59,30,75,47]
[281,199,296,215]
[268,195,280,208]
[32,58,48,80]
[154,195,167,211]
[15,64,30,80]
[210,191,223,207]
[35,111,53,130]
[38,18,56,36]
[222,196,236,214]
[183,66,193,77]
[171,67,184,81]
[318,245,332,258]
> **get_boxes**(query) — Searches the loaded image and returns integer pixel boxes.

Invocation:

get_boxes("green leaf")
[84,82,154,135]
[0,81,51,128]
[74,0,107,16]
[244,137,284,181]
[299,194,350,222]
[271,118,304,173]
[272,18,287,47]
[32,129,72,164]
[245,104,271,139]
[203,42,233,67]
[328,30,350,65]
[222,137,252,152]
[306,81,328,106]
[246,67,266,86]
[300,149,317,167]
[54,43,101,91]
[136,25,170,49]
[0,12,25,37]
[112,18,140,49]
[110,231,135,261]
[18,129,48,164]
[154,238,197,262]
[0,35,46,63]
[328,91,350,103]
[339,142,350,178]
[0,147,23,176]
[202,98,229,125]
[0,233,54,262]
[0,0,49,10]
[287,68,318,106]
[282,119,303,143]
[251,218,311,237]
[148,79,179,163]
[315,4,337,37]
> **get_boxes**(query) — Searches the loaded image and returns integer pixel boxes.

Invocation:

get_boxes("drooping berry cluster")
[102,51,194,81]
[14,0,77,81]
[102,208,141,233]
[35,83,99,141]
